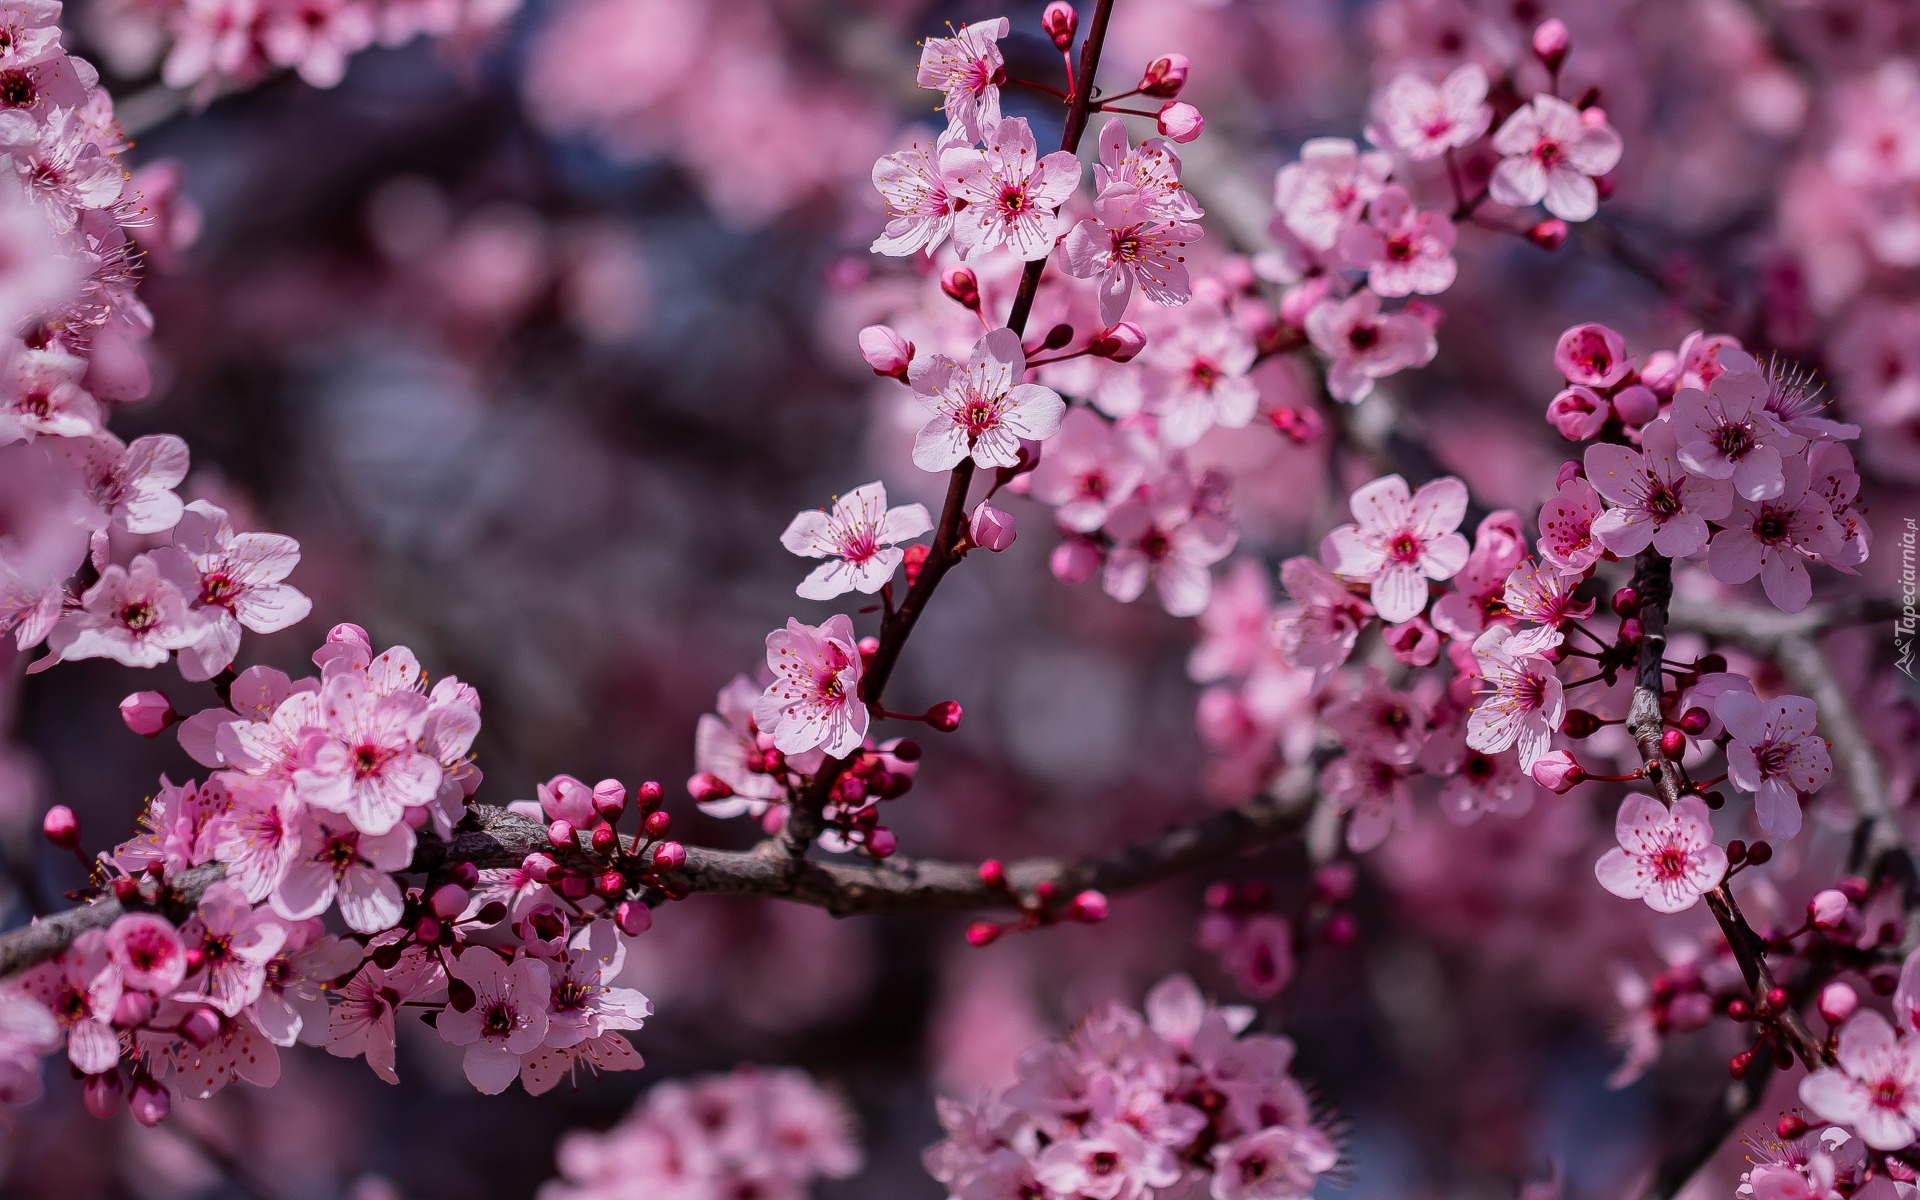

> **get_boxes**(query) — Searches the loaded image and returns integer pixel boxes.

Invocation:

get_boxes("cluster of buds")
[964,864,1107,946]
[523,780,680,930]
[818,740,922,858]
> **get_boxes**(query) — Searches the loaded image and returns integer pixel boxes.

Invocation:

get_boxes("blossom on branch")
[1594,795,1727,914]
[753,613,869,758]
[908,326,1065,471]
[781,481,931,600]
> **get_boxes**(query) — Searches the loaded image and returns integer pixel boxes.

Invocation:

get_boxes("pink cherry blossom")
[1027,407,1151,534]
[1062,186,1200,325]
[1488,96,1623,222]
[1536,474,1605,574]
[66,433,190,534]
[1466,625,1565,771]
[752,613,869,758]
[271,813,412,933]
[1304,290,1437,403]
[1322,752,1414,851]
[1326,668,1429,765]
[944,117,1080,261]
[249,922,359,1046]
[1554,323,1632,388]
[1368,63,1492,161]
[292,668,442,835]
[1429,509,1525,642]
[1801,1010,1920,1151]
[542,923,651,1049]
[1034,1123,1180,1200]
[1320,473,1469,624]
[1672,369,1807,501]
[0,346,99,442]
[782,481,931,600]
[521,1030,645,1097]
[326,960,415,1084]
[209,775,304,902]
[259,0,375,88]
[1337,185,1457,296]
[693,675,790,816]
[1423,733,1537,825]
[1545,386,1610,441]
[40,551,204,670]
[15,929,121,1075]
[1273,137,1392,251]
[908,326,1065,471]
[1273,556,1375,688]
[1102,471,1237,618]
[1145,303,1258,446]
[1706,456,1846,612]
[106,912,188,993]
[870,128,967,257]
[1717,690,1831,839]
[438,946,552,1094]
[1211,1126,1340,1200]
[0,108,124,232]
[1188,558,1274,683]
[915,17,1007,142]
[171,499,312,679]
[1594,794,1728,913]
[1501,557,1594,655]
[1094,117,1203,222]
[174,880,288,1016]
[1584,418,1735,558]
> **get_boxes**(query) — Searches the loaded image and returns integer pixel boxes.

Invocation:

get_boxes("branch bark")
[1635,1059,1776,1200]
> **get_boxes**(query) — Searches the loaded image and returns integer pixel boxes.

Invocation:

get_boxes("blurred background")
[2,0,1919,1196]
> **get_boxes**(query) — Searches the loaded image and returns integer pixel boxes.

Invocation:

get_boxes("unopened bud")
[1611,587,1639,617]
[41,805,79,851]
[448,861,479,889]
[592,779,627,820]
[1777,1115,1809,1141]
[926,701,963,732]
[965,921,1001,947]
[858,324,914,380]
[522,852,557,883]
[1613,384,1659,426]
[1041,1,1076,49]
[941,265,981,311]
[83,1069,122,1119]
[892,739,922,762]
[429,884,469,920]
[1746,841,1772,866]
[113,876,142,903]
[1526,218,1570,251]
[615,899,652,936]
[1660,728,1686,758]
[644,810,672,838]
[1561,709,1602,738]
[1726,997,1750,1021]
[1089,321,1146,362]
[978,859,1006,888]
[1678,707,1711,735]
[1810,889,1849,928]
[558,873,590,901]
[1729,1049,1752,1079]
[113,990,153,1029]
[969,500,1017,552]
[1820,981,1859,1024]
[1140,53,1189,98]
[1619,617,1643,643]
[1323,912,1358,946]
[1529,750,1585,794]
[476,901,508,926]
[1067,890,1108,922]
[1531,18,1570,69]
[130,1078,170,1126]
[412,915,441,943]
[1267,405,1324,445]
[595,870,626,897]
[180,1007,222,1047]
[1156,101,1204,143]
[119,691,177,737]
[688,772,734,803]
[547,820,576,851]
[868,827,898,857]
[652,841,686,872]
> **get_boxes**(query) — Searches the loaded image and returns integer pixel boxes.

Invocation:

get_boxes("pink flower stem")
[1095,104,1160,117]
[1025,347,1093,367]
[1006,77,1070,100]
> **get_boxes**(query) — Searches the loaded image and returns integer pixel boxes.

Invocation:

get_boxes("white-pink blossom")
[781,481,931,600]
[1537,475,1605,575]
[438,946,552,1094]
[1095,117,1202,222]
[1367,63,1492,161]
[67,433,190,534]
[1337,185,1457,296]
[944,117,1080,261]
[1063,185,1200,326]
[292,668,443,835]
[1801,1010,1920,1151]
[1320,473,1469,624]
[1145,304,1258,446]
[271,813,412,933]
[41,551,204,670]
[870,128,967,257]
[1273,137,1392,251]
[1718,690,1830,839]
[1273,556,1375,688]
[174,881,288,1016]
[915,17,1007,142]
[1488,96,1623,222]
[1706,456,1846,612]
[1466,624,1565,771]
[1304,290,1437,403]
[1584,418,1735,558]
[908,326,1064,471]
[1672,368,1806,501]
[1594,794,1728,913]
[1027,407,1151,534]
[752,613,869,758]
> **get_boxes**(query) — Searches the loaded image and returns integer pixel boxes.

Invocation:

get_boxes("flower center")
[0,68,33,108]
[482,1001,517,1038]
[119,600,156,631]
[1386,531,1422,564]
[995,184,1032,220]
[1753,508,1791,545]
[1533,136,1565,168]
[1711,421,1756,458]
[1650,842,1692,882]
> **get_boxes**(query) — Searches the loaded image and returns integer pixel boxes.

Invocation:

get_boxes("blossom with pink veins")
[0,108,124,232]
[943,117,1080,261]
[1324,668,1429,765]
[1027,406,1152,535]
[543,923,651,1049]
[439,946,553,1094]
[1801,1009,1920,1150]
[207,775,304,903]
[1806,441,1870,571]
[1320,473,1469,624]
[111,774,225,877]
[781,480,931,601]
[0,346,100,443]
[1536,474,1605,575]
[1101,471,1237,618]
[1584,418,1735,558]
[1487,95,1623,222]
[1272,136,1392,251]
[292,667,443,835]
[915,17,1008,142]
[1094,117,1203,222]
[1466,625,1564,771]
[1706,456,1846,612]
[1501,557,1594,656]
[1594,794,1728,914]
[1421,731,1536,825]
[1429,509,1525,642]
[1717,690,1831,839]
[39,551,205,670]
[908,326,1065,471]
[326,960,418,1084]
[271,812,413,933]
[106,912,188,993]
[1210,1126,1340,1200]
[1304,290,1438,403]
[0,0,67,72]
[173,880,288,1016]
[752,613,869,758]
[1322,751,1413,852]
[1188,558,1274,684]
[217,683,323,778]
[1272,556,1374,688]
[1671,368,1807,501]
[1144,302,1258,446]
[870,127,968,257]
[1034,1122,1181,1200]
[66,432,190,534]
[1061,185,1201,326]
[13,929,122,1075]
[520,1030,645,1096]
[259,0,375,88]
[171,499,312,680]
[1367,63,1492,161]
[250,921,360,1047]
[1337,184,1457,297]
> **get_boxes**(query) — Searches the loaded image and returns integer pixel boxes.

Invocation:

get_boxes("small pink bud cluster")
[964,872,1108,947]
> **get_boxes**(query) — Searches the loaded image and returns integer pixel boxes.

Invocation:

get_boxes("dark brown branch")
[1636,1059,1776,1200]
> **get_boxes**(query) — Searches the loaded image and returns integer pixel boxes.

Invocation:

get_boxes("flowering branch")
[1637,1061,1778,1200]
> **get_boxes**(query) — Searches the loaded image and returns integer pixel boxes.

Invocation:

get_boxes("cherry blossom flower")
[1034,1124,1180,1200]
[693,674,793,816]
[1429,509,1525,642]
[1594,794,1728,913]
[944,117,1080,261]
[1584,418,1735,558]
[66,433,190,534]
[1102,473,1237,618]
[1367,63,1492,161]
[439,946,552,1094]
[1488,96,1623,222]
[249,922,359,1046]
[14,930,121,1075]
[171,499,312,679]
[1146,304,1258,446]
[151,1007,283,1099]
[271,812,412,933]
[1323,751,1414,851]
[1217,914,1297,1000]
[1188,558,1274,683]
[1466,625,1565,771]
[1672,369,1807,501]
[0,0,67,73]
[1806,441,1870,571]
[0,992,59,1106]
[1027,407,1151,534]
[162,0,263,92]
[174,881,288,1016]
[1212,1126,1340,1200]
[208,776,304,902]
[521,1030,645,1097]
[40,551,204,670]
[1337,185,1457,296]
[1273,137,1392,251]
[1555,323,1632,388]
[1325,669,1429,765]
[1717,690,1831,839]
[259,0,375,89]
[1061,186,1200,325]
[1273,556,1375,688]
[908,326,1065,471]
[1094,117,1203,222]
[0,346,98,442]
[1304,291,1438,403]
[1800,1010,1920,1150]
[543,924,650,1049]
[781,481,931,600]
[915,17,1007,141]
[0,108,124,232]
[1501,557,1594,655]
[1546,386,1609,441]
[870,128,967,257]
[1423,733,1536,825]
[753,613,869,758]
[1706,457,1846,612]
[326,960,413,1084]
[292,668,442,835]
[106,913,188,994]
[1320,473,1469,624]
[1537,475,1605,574]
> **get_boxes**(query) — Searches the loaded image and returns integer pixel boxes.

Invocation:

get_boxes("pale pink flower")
[693,675,791,815]
[249,922,359,1046]
[916,17,1007,142]
[41,551,204,670]
[1035,1123,1180,1200]
[327,960,413,1083]
[439,946,552,1094]
[259,0,375,88]
[870,128,967,257]
[1095,117,1203,222]
[1585,418,1735,558]
[172,499,312,679]
[153,1008,282,1098]
[1429,509,1525,642]
[271,813,412,933]
[520,1030,645,1097]
[163,0,262,91]
[1594,794,1728,913]
[1210,1127,1340,1200]
[106,913,188,994]
[1102,474,1237,618]
[1422,733,1536,825]
[1273,137,1392,251]
[944,117,1080,261]
[111,774,224,876]
[1488,96,1623,222]
[0,108,124,232]
[1062,186,1200,325]
[781,481,931,600]
[1805,441,1870,570]
[1537,475,1605,574]
[14,929,121,1074]
[0,347,98,442]
[209,775,304,902]
[174,881,288,1016]
[752,614,869,758]
[1546,386,1609,441]
[908,326,1065,471]
[1707,457,1846,613]
[293,669,442,835]
[1146,304,1258,446]
[0,991,60,1105]
[1273,556,1374,687]
[1672,369,1807,501]
[1501,557,1594,655]
[66,433,191,534]
[1325,669,1429,765]
[1555,323,1631,388]
[1188,558,1274,683]
[1337,185,1457,296]
[1466,625,1565,771]
[1304,291,1437,403]
[1801,1010,1920,1151]
[1367,63,1492,161]
[1027,407,1151,534]
[1220,915,1296,1000]
[0,0,67,72]
[542,923,650,1049]
[1320,473,1469,624]
[1322,752,1413,852]
[1718,690,1831,839]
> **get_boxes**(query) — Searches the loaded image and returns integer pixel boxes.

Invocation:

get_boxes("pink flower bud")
[41,805,79,850]
[868,827,897,857]
[180,1007,222,1046]
[522,852,557,883]
[1530,751,1586,794]
[83,1070,122,1119]
[1089,320,1147,362]
[926,701,963,733]
[429,884,469,920]
[1041,1,1076,50]
[413,914,442,943]
[590,823,619,855]
[1678,707,1711,735]
[449,862,479,888]
[1532,18,1570,68]
[1067,890,1109,921]
[119,691,177,737]
[652,841,686,872]
[1556,322,1630,386]
[1619,617,1643,643]
[595,870,626,897]
[547,819,577,850]
[1810,889,1850,928]
[1157,101,1204,142]
[1546,385,1610,441]
[326,621,370,646]
[1140,53,1189,98]
[130,1078,170,1126]
[1556,460,1585,487]
[858,324,913,380]
[941,265,981,311]
[965,921,1001,947]
[1384,617,1439,667]
[112,990,154,1029]
[1612,384,1660,426]
[1527,218,1570,250]
[1820,981,1859,1024]
[1050,537,1104,584]
[557,873,590,900]
[1313,861,1359,902]
[688,772,734,802]
[978,858,1005,887]
[1266,405,1324,445]
[591,779,627,820]
[637,780,663,807]
[644,810,671,837]
[615,899,653,936]
[969,500,1017,551]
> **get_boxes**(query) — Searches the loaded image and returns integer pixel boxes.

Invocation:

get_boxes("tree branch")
[1635,1058,1776,1200]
